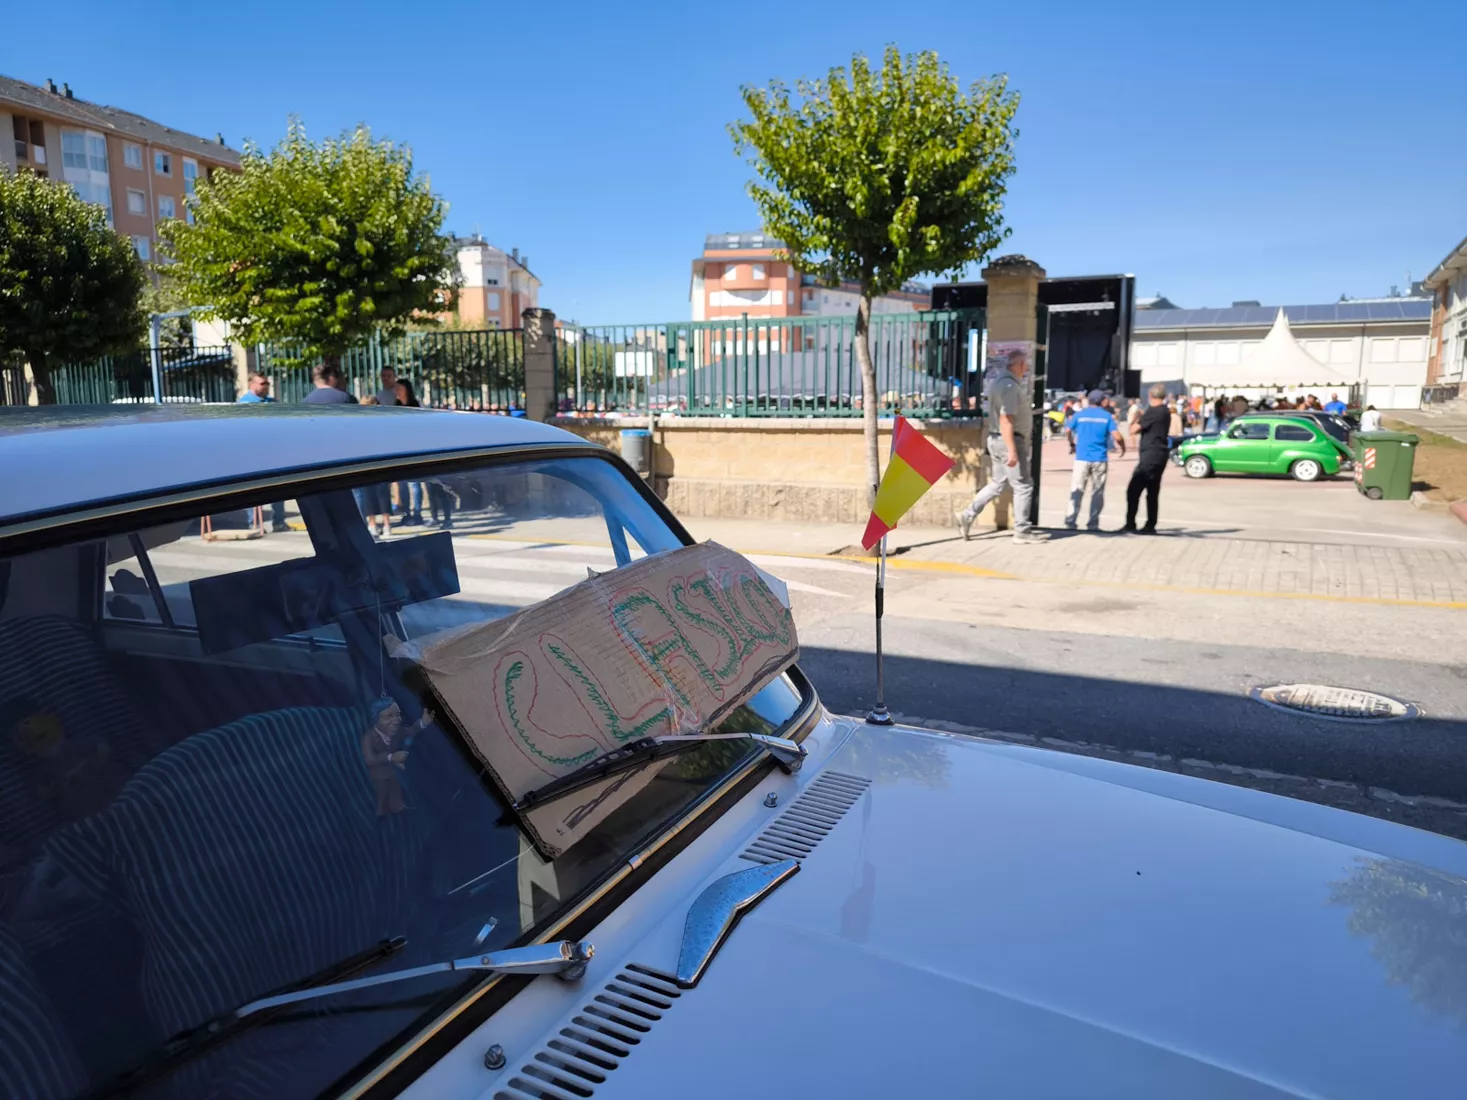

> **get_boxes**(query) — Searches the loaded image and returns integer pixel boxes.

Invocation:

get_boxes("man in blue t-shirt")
[236,373,288,531]
[1064,390,1126,531]
[1324,392,1347,415]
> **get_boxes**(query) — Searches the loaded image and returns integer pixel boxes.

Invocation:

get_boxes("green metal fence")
[50,346,237,404]
[258,329,526,409]
[555,309,985,418]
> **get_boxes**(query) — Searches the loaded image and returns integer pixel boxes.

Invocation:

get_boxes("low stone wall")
[551,415,1010,527]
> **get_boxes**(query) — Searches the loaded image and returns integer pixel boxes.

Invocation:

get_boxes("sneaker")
[1013,529,1050,545]
[954,510,973,540]
[1121,523,1138,534]
[1085,523,1101,532]
[1139,525,1158,535]
[1063,520,1078,531]
[271,522,290,533]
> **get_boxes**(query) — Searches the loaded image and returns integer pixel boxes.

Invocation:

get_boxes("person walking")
[955,348,1047,544]
[303,362,358,404]
[1063,390,1125,531]
[1360,404,1382,432]
[1167,401,1185,450]
[237,373,289,532]
[393,379,427,526]
[1124,383,1172,534]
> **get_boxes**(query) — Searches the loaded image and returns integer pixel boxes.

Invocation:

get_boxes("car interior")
[0,453,799,1100]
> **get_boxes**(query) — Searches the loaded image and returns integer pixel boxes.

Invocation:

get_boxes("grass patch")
[1384,418,1467,501]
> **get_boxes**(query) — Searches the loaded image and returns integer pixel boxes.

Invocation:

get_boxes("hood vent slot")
[741,771,870,865]
[495,963,680,1100]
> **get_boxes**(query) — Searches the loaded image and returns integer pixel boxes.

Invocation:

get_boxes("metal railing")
[554,309,985,418]
[50,346,237,404]
[258,329,526,408]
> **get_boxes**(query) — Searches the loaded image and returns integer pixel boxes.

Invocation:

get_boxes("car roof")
[0,404,590,526]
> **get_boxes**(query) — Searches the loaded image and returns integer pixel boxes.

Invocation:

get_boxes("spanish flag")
[861,416,956,550]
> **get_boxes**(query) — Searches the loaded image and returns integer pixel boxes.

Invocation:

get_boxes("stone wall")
[552,416,1010,527]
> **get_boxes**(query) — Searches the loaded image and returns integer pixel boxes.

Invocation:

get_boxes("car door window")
[1227,422,1270,440]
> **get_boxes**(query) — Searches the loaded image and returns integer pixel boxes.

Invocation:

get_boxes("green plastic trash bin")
[1354,430,1419,500]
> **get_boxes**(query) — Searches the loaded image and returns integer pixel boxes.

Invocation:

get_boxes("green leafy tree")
[160,120,455,367]
[0,170,147,403]
[731,46,1019,498]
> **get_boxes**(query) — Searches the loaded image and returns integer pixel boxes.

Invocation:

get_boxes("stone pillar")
[522,307,557,422]
[979,255,1047,529]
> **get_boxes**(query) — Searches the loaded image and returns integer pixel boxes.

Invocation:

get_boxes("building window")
[126,189,146,215]
[488,292,501,311]
[1370,338,1398,363]
[185,206,194,226]
[752,263,765,280]
[1192,343,1216,366]
[183,157,198,195]
[724,265,737,281]
[157,195,175,219]
[61,130,88,170]
[124,143,143,169]
[132,236,151,261]
[154,151,172,176]
[87,134,108,172]
[786,290,793,305]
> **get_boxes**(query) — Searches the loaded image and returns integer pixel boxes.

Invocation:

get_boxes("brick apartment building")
[452,235,541,328]
[1425,233,1467,390]
[689,231,928,322]
[1,74,240,269]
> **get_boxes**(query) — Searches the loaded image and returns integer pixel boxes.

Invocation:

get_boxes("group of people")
[954,351,1190,542]
[236,364,462,537]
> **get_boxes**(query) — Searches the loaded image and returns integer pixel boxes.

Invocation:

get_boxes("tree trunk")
[854,292,880,507]
[28,350,56,405]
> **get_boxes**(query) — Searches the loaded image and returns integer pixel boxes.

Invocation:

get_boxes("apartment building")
[453,235,541,328]
[689,231,928,321]
[1425,234,1467,389]
[1,73,240,267]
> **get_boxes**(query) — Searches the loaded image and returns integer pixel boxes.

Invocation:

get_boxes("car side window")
[1275,424,1315,442]
[1229,422,1270,440]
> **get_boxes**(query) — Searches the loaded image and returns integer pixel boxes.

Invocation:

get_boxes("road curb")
[1452,500,1467,526]
[1411,490,1448,511]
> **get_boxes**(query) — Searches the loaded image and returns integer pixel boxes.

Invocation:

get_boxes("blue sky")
[5,0,1463,322]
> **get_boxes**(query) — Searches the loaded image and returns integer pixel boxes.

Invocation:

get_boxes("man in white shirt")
[1360,405,1382,432]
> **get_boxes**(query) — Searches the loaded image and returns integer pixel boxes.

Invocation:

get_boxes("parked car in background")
[2,405,1464,1099]
[1176,413,1354,481]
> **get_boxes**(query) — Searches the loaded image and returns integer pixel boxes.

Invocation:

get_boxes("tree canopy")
[160,121,455,365]
[0,170,147,403]
[731,46,1019,496]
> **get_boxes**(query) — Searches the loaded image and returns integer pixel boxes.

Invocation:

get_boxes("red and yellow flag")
[861,416,955,550]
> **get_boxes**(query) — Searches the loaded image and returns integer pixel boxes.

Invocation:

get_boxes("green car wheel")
[1290,458,1322,482]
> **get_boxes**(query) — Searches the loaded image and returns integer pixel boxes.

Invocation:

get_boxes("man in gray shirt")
[302,363,358,404]
[375,366,399,406]
[955,348,1047,544]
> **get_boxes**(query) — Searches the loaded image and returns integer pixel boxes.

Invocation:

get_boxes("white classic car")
[0,404,1464,1100]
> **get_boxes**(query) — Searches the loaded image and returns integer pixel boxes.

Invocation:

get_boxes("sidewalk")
[681,514,1467,607]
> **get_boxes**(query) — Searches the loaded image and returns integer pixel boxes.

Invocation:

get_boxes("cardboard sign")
[389,542,799,857]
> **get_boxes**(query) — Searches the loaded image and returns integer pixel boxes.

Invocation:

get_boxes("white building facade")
[1132,300,1431,409]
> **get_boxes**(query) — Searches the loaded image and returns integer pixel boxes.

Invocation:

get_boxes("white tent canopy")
[1189,309,1353,389]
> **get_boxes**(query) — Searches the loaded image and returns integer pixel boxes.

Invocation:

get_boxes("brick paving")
[937,531,1467,604]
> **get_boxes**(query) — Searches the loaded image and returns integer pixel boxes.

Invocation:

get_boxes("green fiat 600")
[1177,414,1354,482]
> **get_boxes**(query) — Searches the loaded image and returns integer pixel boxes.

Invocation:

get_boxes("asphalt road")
[799,614,1467,804]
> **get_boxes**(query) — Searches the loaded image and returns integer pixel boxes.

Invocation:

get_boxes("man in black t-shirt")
[1124,384,1172,533]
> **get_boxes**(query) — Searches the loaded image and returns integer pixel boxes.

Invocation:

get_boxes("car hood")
[580,724,1467,1099]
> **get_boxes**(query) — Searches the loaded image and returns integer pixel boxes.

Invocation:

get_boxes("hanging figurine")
[361,697,435,816]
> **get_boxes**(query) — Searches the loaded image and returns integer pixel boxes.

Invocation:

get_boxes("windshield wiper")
[514,732,807,812]
[84,936,594,1099]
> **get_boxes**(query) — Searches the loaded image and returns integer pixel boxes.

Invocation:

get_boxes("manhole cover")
[1249,684,1421,723]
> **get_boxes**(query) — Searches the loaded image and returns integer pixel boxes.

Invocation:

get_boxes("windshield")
[0,451,805,1100]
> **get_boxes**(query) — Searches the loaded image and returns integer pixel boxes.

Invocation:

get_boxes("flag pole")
[866,531,893,725]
